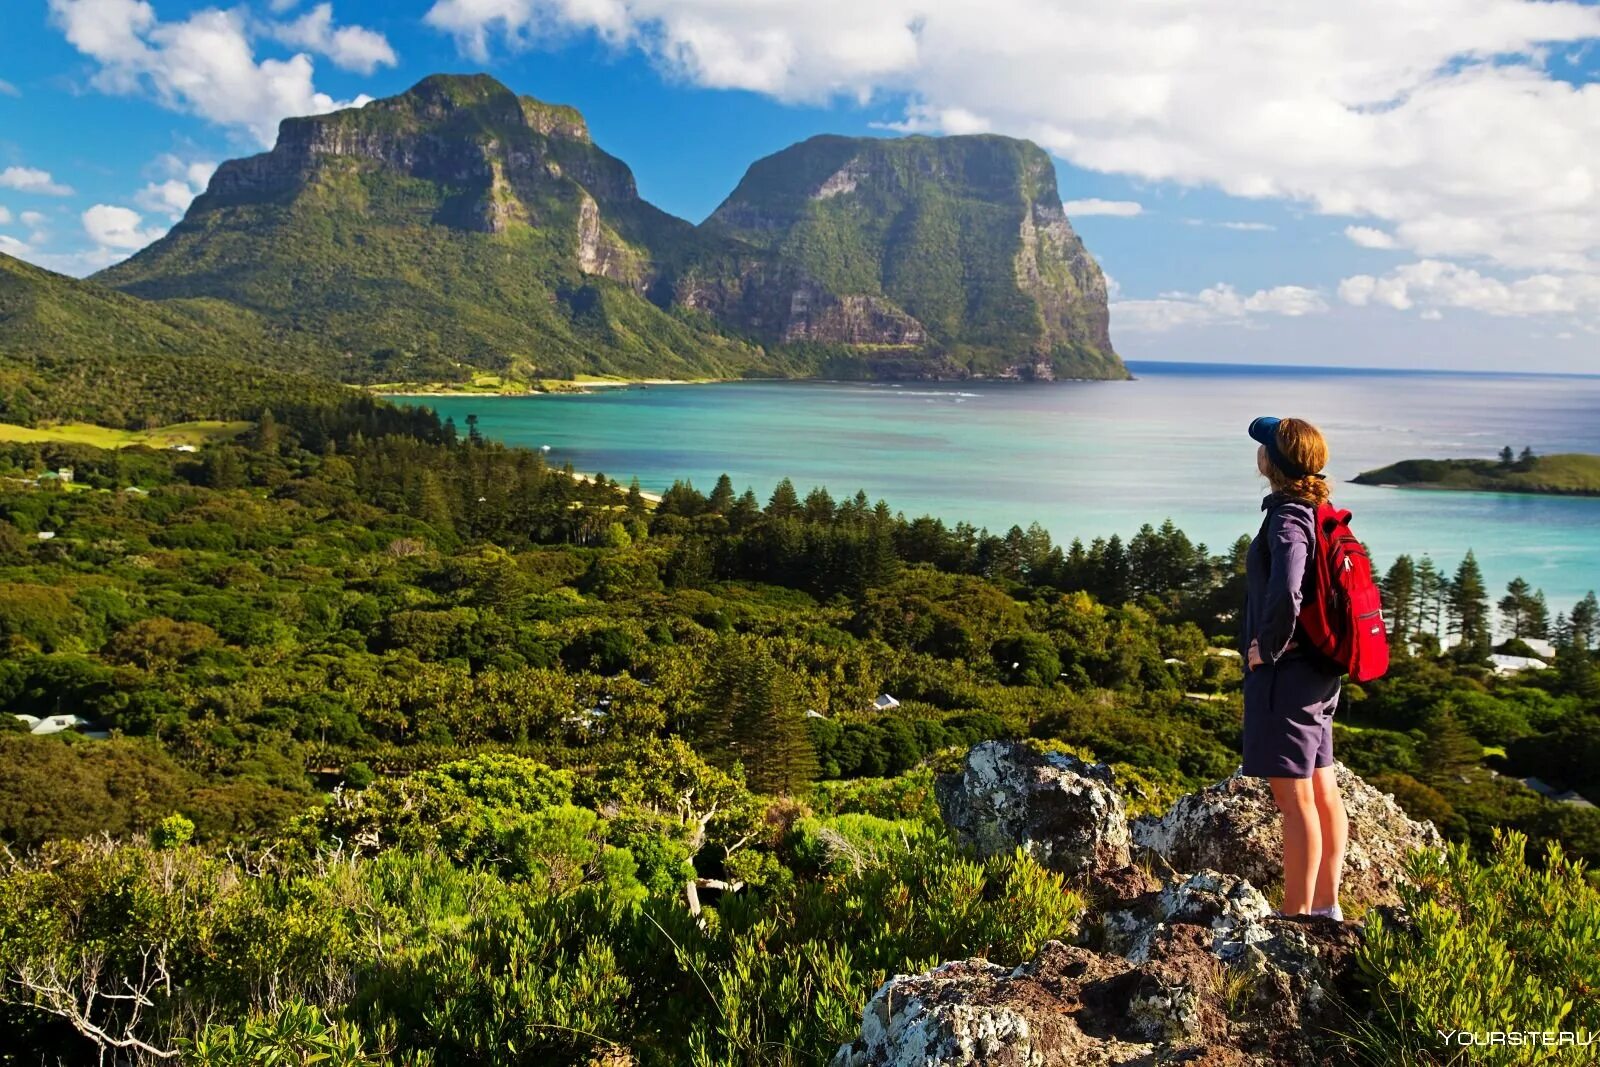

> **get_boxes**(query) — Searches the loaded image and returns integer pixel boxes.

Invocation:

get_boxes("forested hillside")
[0,397,1595,1063]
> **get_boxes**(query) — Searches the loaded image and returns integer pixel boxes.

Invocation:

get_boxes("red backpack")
[1298,504,1389,682]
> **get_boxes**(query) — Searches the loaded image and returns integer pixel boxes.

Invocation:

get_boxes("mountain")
[695,134,1123,380]
[0,252,352,427]
[97,74,1125,383]
[97,74,776,385]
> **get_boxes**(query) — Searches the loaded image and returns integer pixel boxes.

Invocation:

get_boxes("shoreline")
[568,470,663,505]
[375,374,1132,399]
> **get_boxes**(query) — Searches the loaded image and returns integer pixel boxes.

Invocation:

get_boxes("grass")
[1354,453,1600,497]
[0,420,252,450]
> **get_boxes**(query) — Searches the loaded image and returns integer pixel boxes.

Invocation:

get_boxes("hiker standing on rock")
[1242,417,1349,921]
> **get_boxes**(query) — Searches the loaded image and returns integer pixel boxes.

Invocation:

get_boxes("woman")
[1242,416,1348,921]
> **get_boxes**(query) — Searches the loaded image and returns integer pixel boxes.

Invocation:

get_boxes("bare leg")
[1269,777,1320,915]
[1311,765,1348,912]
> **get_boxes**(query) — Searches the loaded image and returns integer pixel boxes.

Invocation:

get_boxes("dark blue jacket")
[1242,491,1318,665]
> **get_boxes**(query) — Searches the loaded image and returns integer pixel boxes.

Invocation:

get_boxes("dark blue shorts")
[1242,653,1341,779]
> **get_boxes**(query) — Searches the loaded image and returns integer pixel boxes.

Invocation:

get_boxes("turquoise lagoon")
[413,362,1600,614]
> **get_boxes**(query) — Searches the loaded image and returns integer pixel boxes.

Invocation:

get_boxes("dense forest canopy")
[0,394,1595,1064]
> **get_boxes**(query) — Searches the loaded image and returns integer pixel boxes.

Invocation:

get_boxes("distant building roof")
[36,531,55,540]
[30,714,90,736]
[1490,654,1549,675]
[1522,777,1558,797]
[1205,647,1242,659]
[873,693,900,710]
[1555,790,1596,809]
[804,709,828,719]
[1519,637,1557,658]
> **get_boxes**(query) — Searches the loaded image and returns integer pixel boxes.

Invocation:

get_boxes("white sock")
[1311,904,1343,922]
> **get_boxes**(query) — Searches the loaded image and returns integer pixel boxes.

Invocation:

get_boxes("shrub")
[1351,831,1600,1066]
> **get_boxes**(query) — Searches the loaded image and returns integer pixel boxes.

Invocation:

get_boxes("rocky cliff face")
[831,741,1444,1067]
[97,74,1126,383]
[702,134,1124,378]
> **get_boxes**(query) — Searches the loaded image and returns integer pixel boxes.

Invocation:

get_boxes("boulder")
[935,740,1131,874]
[830,919,1362,1067]
[1099,869,1274,963]
[1129,762,1443,909]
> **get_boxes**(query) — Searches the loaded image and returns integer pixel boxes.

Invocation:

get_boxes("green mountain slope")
[97,74,774,385]
[0,252,350,427]
[96,74,1125,383]
[698,134,1124,379]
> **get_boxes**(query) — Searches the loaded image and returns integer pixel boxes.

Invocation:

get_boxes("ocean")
[409,361,1600,614]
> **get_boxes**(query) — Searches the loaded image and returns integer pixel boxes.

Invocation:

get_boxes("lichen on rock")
[935,740,1131,874]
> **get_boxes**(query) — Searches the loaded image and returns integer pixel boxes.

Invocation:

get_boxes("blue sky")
[3,0,1599,372]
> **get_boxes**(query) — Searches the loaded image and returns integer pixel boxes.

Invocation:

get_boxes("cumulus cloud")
[0,166,74,196]
[1063,198,1142,217]
[1114,282,1329,332]
[267,3,397,74]
[1345,225,1399,250]
[48,0,380,146]
[420,0,1600,304]
[82,203,166,250]
[0,207,10,225]
[1339,260,1600,317]
[0,235,31,256]
[19,211,47,230]
[134,155,218,218]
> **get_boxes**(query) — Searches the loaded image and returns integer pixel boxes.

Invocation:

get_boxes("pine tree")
[713,641,818,795]
[626,479,648,520]
[728,489,761,530]
[1572,591,1600,651]
[1499,445,1515,466]
[707,474,736,514]
[1414,556,1445,640]
[1526,591,1550,639]
[1382,555,1417,645]
[1499,577,1534,639]
[766,478,801,519]
[1419,705,1481,786]
[1448,551,1491,659]
[803,486,836,523]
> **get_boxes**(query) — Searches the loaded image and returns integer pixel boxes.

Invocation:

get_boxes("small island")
[1353,447,1600,497]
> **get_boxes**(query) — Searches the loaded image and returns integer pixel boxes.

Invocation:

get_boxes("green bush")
[1352,831,1600,1066]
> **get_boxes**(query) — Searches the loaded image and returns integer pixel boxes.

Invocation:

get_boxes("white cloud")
[0,166,74,196]
[1114,282,1329,332]
[82,203,166,250]
[1063,198,1142,217]
[1218,221,1274,232]
[0,79,19,97]
[269,0,302,11]
[48,0,377,146]
[267,3,398,74]
[134,155,217,218]
[422,0,1600,326]
[1339,259,1600,317]
[19,211,47,229]
[0,235,31,256]
[0,207,10,225]
[1345,225,1399,250]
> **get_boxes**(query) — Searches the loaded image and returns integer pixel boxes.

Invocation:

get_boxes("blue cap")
[1248,416,1309,477]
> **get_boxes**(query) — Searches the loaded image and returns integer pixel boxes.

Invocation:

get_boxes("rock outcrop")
[1130,762,1443,909]
[936,741,1131,874]
[833,743,1437,1066]
[831,918,1363,1067]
